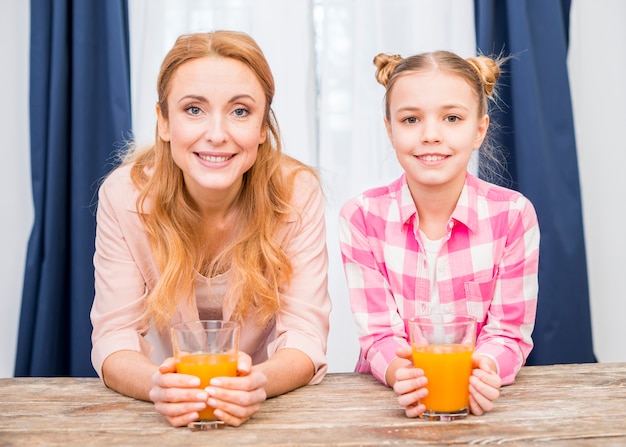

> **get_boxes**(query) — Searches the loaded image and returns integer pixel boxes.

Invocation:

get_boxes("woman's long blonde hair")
[123,31,313,330]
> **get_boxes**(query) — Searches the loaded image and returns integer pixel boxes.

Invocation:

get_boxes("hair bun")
[466,55,500,97]
[373,53,403,87]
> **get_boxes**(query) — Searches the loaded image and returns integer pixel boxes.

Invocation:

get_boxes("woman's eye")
[233,108,249,117]
[403,116,418,124]
[446,115,460,123]
[186,106,201,115]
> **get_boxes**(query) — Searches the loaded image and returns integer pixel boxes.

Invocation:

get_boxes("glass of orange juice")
[170,320,240,430]
[408,314,476,421]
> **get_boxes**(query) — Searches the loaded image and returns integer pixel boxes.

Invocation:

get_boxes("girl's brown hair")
[123,31,313,330]
[373,50,508,182]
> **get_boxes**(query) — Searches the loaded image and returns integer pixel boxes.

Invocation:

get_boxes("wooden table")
[1,362,625,446]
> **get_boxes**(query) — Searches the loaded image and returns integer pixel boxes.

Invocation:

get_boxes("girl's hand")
[391,346,428,418]
[149,352,267,427]
[468,354,501,415]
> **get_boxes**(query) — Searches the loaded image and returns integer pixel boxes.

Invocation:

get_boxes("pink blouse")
[91,163,331,384]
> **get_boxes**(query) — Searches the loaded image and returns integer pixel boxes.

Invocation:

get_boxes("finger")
[153,371,201,389]
[149,385,208,406]
[210,370,267,392]
[469,380,498,413]
[164,410,203,428]
[209,392,263,420]
[212,408,250,427]
[393,373,427,396]
[396,386,428,410]
[395,365,424,381]
[473,368,502,389]
[237,352,252,375]
[470,374,500,402]
[404,400,426,418]
[468,393,484,416]
[158,357,177,374]
[206,384,267,411]
[395,345,413,359]
[154,400,207,419]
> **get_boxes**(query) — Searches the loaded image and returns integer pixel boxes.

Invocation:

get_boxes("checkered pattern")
[339,173,540,386]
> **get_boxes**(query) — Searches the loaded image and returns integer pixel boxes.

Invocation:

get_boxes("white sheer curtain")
[127,0,475,372]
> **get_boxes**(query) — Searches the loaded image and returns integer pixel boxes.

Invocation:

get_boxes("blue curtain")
[474,0,596,364]
[15,0,131,376]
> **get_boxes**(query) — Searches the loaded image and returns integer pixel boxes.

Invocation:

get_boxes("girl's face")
[385,70,488,196]
[157,56,267,207]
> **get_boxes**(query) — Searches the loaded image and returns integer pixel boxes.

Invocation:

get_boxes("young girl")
[339,50,540,417]
[91,31,331,427]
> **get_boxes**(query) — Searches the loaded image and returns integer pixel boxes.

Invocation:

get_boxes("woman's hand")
[204,352,268,426]
[468,354,501,415]
[149,352,267,427]
[390,346,428,418]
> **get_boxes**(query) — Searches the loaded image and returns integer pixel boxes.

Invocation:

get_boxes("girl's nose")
[421,118,442,143]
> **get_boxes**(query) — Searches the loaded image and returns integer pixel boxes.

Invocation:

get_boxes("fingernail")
[196,391,208,400]
[189,377,201,386]
[205,387,216,396]
[210,378,222,387]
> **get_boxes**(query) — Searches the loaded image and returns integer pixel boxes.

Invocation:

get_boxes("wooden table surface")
[1,362,625,446]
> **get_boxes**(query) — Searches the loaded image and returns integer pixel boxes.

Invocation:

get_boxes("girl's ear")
[384,117,394,145]
[473,114,489,150]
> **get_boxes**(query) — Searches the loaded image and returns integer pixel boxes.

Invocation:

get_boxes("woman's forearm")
[253,348,315,397]
[101,350,159,401]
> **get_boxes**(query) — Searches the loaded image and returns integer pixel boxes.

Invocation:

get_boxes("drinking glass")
[170,320,240,430]
[408,314,476,421]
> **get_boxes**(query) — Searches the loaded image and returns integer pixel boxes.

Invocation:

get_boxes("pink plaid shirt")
[339,173,539,386]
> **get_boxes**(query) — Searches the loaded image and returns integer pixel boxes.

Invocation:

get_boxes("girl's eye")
[446,115,460,123]
[403,116,418,124]
[233,108,249,117]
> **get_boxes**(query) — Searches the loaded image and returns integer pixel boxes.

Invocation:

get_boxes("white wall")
[569,0,626,362]
[0,1,32,378]
[1,0,624,378]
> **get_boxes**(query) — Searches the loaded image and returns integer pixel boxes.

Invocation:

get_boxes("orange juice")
[176,353,237,420]
[412,344,473,413]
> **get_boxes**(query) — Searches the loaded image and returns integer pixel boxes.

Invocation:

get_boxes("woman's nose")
[203,115,227,143]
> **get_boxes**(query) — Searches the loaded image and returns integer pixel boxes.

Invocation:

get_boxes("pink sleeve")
[338,198,408,386]
[475,196,540,385]
[266,170,331,384]
[90,168,154,379]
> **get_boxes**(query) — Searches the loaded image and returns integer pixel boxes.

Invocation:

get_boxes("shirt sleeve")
[90,168,153,379]
[338,198,408,386]
[266,170,332,385]
[474,195,540,385]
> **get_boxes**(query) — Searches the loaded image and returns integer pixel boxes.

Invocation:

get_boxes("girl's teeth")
[421,155,445,161]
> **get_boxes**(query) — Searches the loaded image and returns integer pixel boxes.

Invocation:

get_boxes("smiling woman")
[90,31,331,428]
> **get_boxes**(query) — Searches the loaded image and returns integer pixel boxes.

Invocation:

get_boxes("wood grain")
[1,362,625,446]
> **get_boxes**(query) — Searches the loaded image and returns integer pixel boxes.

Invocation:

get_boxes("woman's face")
[384,69,488,196]
[157,56,267,208]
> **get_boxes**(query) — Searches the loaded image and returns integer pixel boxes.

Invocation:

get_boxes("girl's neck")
[408,178,464,240]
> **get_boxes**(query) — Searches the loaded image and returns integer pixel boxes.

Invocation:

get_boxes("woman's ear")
[259,123,268,145]
[156,104,171,142]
